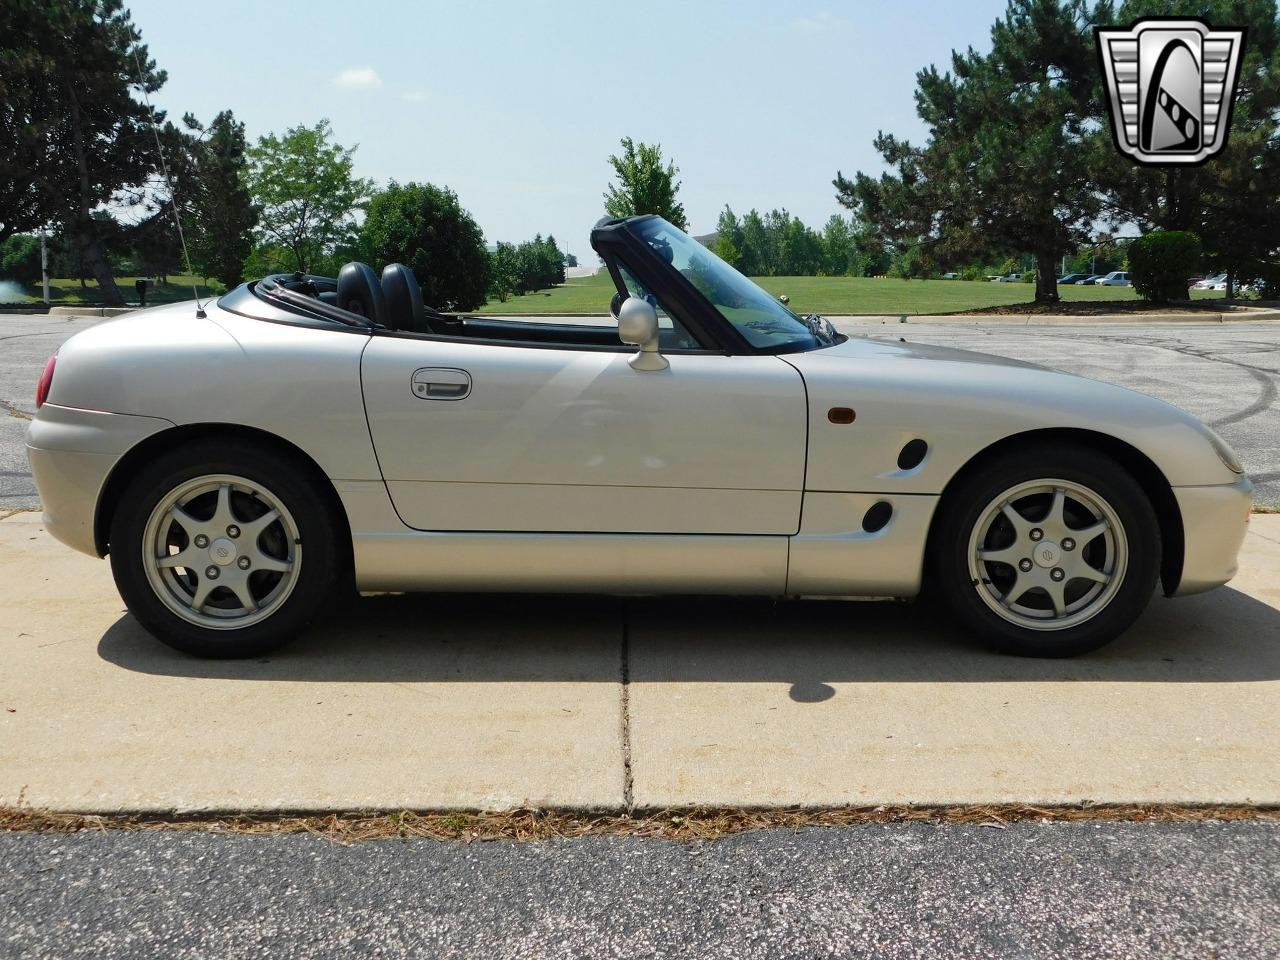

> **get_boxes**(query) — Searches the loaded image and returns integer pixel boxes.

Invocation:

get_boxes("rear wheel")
[934,444,1160,657]
[109,441,342,658]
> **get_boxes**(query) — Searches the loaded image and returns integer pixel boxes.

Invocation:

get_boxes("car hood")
[813,334,1046,370]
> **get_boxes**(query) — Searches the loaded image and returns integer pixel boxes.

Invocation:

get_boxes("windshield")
[631,218,838,352]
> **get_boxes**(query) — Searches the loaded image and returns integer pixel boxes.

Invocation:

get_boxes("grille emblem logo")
[1096,18,1245,166]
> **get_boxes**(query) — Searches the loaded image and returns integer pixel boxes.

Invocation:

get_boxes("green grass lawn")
[4,271,1231,316]
[479,271,1228,316]
[1,275,224,306]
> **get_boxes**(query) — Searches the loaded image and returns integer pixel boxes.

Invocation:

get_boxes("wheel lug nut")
[194,534,209,548]
[1062,538,1075,551]
[227,525,240,538]
[1051,568,1065,581]
[205,566,220,580]
[237,556,251,570]
[1019,558,1033,572]
[1029,529,1043,542]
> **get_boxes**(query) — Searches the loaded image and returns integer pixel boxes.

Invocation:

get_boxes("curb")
[46,306,136,318]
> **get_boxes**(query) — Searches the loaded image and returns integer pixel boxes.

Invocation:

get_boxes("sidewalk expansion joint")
[620,599,634,814]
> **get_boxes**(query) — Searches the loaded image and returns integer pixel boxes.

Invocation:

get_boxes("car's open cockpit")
[236,261,633,349]
[221,216,840,356]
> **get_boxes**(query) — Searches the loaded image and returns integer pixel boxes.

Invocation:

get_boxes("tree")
[246,119,373,273]
[0,0,166,305]
[1127,230,1202,303]
[714,234,743,268]
[603,138,688,229]
[489,242,520,301]
[544,235,567,285]
[835,0,1101,303]
[182,111,258,288]
[1090,0,1280,296]
[360,182,490,311]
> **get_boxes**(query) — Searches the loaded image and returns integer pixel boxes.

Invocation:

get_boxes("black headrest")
[336,262,386,324]
[381,263,432,334]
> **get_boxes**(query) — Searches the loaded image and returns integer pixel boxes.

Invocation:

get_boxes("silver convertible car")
[27,216,1252,659]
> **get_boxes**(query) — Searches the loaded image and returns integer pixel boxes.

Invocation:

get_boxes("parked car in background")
[994,273,1023,283]
[1193,274,1227,290]
[1075,275,1102,285]
[1057,274,1092,285]
[1095,272,1131,286]
[940,272,959,280]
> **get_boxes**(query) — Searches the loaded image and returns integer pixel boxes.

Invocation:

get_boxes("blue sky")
[129,0,1010,261]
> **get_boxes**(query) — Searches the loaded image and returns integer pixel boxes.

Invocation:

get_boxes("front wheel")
[109,440,342,658]
[933,445,1160,657]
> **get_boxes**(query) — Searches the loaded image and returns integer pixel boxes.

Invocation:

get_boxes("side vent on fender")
[862,501,893,533]
[897,438,928,471]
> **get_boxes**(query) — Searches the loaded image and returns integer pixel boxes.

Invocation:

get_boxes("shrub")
[0,234,42,284]
[1128,231,1202,303]
[958,265,986,282]
[1022,268,1037,284]
[360,182,490,311]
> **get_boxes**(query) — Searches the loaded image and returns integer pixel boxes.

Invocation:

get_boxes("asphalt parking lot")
[3,312,1278,509]
[3,822,1277,960]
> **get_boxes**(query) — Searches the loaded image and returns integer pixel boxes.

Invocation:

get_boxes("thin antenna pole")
[130,45,204,315]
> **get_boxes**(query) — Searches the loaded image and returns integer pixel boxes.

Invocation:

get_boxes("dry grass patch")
[2,804,1276,844]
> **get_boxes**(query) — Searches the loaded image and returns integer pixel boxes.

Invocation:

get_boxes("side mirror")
[609,291,625,319]
[616,296,668,371]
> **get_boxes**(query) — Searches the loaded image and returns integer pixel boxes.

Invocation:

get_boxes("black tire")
[932,443,1160,657]
[109,439,343,658]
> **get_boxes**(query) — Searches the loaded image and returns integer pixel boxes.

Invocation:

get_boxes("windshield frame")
[590,215,842,356]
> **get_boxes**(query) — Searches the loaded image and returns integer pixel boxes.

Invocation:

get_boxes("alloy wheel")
[966,479,1128,631]
[141,474,301,630]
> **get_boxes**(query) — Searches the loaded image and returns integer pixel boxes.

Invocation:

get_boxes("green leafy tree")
[603,138,688,229]
[360,181,490,311]
[714,234,742,267]
[489,241,520,301]
[0,0,166,305]
[836,0,1101,303]
[246,119,373,273]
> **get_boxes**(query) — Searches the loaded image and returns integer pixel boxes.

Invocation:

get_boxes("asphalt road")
[1,822,1276,959]
[2,314,1278,510]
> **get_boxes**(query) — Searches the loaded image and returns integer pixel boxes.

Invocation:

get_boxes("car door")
[360,333,808,534]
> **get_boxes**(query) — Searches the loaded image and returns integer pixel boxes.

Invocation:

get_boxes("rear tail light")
[35,352,57,408]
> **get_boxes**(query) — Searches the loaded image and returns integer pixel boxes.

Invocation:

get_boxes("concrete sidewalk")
[1,511,1277,814]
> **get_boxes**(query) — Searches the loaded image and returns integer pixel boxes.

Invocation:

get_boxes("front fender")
[785,344,1236,494]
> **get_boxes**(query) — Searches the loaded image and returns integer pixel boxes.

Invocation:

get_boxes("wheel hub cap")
[1033,541,1061,568]
[209,537,238,566]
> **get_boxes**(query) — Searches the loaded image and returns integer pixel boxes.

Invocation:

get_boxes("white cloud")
[333,67,382,91]
[401,90,429,103]
[792,11,843,33]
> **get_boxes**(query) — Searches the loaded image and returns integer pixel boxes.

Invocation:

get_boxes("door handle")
[411,367,471,401]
